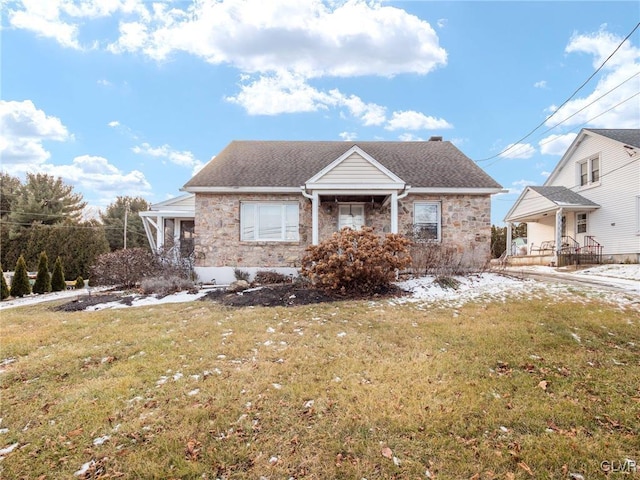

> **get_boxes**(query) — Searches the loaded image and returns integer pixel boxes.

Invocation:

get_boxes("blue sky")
[1,0,639,225]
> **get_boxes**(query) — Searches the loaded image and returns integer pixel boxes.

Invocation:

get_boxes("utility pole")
[123,199,130,249]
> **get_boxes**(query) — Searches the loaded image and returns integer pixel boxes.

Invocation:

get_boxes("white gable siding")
[547,133,640,257]
[508,188,555,220]
[314,152,395,184]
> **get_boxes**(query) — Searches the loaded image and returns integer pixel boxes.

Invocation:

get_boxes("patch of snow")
[0,442,18,455]
[93,435,110,446]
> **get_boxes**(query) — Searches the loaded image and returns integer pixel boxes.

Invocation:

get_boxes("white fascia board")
[305,145,405,184]
[149,193,195,209]
[183,186,301,193]
[139,210,195,218]
[409,187,505,195]
[306,182,405,191]
[311,188,399,196]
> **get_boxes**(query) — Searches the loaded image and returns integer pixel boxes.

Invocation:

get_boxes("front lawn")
[0,294,638,479]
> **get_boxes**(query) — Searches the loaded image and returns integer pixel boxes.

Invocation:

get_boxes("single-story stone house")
[141,138,503,284]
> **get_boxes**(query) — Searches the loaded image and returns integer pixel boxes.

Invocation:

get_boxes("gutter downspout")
[391,185,410,234]
[301,186,319,245]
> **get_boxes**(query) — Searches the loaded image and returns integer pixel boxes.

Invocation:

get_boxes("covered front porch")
[139,194,196,258]
[504,186,602,267]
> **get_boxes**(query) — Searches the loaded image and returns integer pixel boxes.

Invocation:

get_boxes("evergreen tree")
[10,255,31,297]
[8,173,86,236]
[100,196,150,251]
[1,266,9,300]
[75,276,85,289]
[51,256,66,292]
[33,251,51,294]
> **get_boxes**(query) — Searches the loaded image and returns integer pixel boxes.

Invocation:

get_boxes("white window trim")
[413,201,442,242]
[577,155,601,189]
[576,212,588,234]
[240,202,299,242]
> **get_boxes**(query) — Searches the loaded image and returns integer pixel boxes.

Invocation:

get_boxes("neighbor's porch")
[505,206,603,267]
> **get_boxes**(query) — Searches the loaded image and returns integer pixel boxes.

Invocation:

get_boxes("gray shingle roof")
[530,186,599,207]
[585,129,640,148]
[184,140,502,190]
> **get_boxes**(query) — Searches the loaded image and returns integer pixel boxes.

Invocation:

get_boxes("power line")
[496,156,639,205]
[477,21,640,163]
[485,91,640,168]
[491,72,640,160]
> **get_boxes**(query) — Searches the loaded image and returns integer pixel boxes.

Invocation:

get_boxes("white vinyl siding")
[315,152,396,184]
[338,204,365,230]
[548,133,640,256]
[241,202,299,241]
[413,202,441,241]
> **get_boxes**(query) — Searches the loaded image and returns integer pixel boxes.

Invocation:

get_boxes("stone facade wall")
[398,194,492,268]
[194,192,492,268]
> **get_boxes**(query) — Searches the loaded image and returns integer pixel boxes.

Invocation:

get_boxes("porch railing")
[558,235,603,266]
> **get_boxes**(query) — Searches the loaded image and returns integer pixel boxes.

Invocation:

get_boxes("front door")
[338,204,365,230]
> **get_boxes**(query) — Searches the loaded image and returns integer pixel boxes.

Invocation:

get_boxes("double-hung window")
[578,156,600,187]
[576,213,588,234]
[241,202,299,241]
[413,202,441,241]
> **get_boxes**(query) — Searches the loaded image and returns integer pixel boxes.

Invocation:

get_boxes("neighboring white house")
[504,128,640,265]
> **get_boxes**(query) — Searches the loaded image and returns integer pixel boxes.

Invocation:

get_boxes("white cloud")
[498,143,536,159]
[11,1,446,79]
[437,18,447,29]
[541,170,551,178]
[0,99,70,166]
[538,133,577,156]
[534,80,547,89]
[545,28,640,129]
[225,72,388,126]
[97,79,113,87]
[132,142,204,175]
[398,133,424,141]
[108,120,120,127]
[41,154,151,197]
[385,110,453,131]
[508,179,537,195]
[105,0,447,78]
[339,132,357,141]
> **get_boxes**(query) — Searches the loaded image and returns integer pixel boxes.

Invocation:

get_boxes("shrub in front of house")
[254,270,291,285]
[51,256,67,292]
[140,276,197,297]
[33,251,52,294]
[74,276,85,289]
[10,255,31,298]
[1,266,9,300]
[90,248,159,288]
[301,226,411,294]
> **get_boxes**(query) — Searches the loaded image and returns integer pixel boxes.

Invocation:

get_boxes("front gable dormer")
[304,145,406,190]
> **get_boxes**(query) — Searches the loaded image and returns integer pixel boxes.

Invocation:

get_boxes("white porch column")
[390,192,398,234]
[506,223,513,256]
[156,215,165,250]
[312,192,319,245]
[555,208,563,257]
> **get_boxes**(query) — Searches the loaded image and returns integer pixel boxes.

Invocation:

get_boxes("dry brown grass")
[0,295,638,479]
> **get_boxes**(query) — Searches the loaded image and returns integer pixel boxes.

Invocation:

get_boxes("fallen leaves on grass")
[185,439,201,461]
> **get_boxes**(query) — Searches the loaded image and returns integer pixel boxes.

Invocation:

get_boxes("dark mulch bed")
[53,283,407,311]
[54,293,136,312]
[201,283,405,307]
